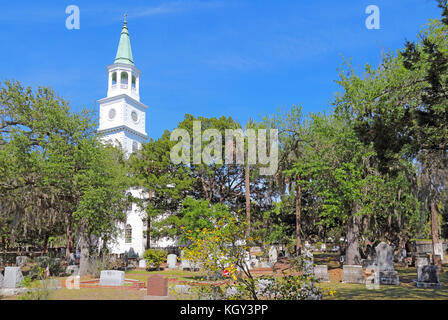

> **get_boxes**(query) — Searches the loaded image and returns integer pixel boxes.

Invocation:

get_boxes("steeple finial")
[114,15,134,65]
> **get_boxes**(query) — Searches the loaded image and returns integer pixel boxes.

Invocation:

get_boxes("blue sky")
[0,0,443,139]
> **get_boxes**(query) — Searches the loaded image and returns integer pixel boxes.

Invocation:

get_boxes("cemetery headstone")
[416,254,429,268]
[144,274,169,300]
[434,243,444,261]
[3,267,24,288]
[99,270,125,286]
[314,265,330,282]
[167,254,177,269]
[375,242,399,285]
[320,243,326,252]
[268,246,278,265]
[16,256,27,267]
[341,265,365,284]
[302,249,314,275]
[138,259,147,269]
[417,265,442,289]
[65,265,79,275]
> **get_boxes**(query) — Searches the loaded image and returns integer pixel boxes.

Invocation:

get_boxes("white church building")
[97,18,176,257]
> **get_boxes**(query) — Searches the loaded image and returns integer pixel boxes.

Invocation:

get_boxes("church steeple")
[114,14,134,65]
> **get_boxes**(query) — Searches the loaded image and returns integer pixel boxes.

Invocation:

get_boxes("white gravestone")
[65,265,79,275]
[268,246,278,264]
[341,265,365,284]
[167,254,177,269]
[314,265,330,282]
[302,249,314,275]
[4,267,24,288]
[99,270,125,286]
[434,243,444,261]
[138,259,147,269]
[320,244,326,252]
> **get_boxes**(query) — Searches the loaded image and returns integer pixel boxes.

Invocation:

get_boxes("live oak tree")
[335,4,448,256]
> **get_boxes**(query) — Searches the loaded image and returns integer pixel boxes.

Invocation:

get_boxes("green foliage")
[143,248,167,270]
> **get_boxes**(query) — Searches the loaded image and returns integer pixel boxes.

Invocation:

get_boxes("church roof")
[114,16,134,65]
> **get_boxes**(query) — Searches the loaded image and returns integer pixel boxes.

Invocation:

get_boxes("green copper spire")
[114,15,134,65]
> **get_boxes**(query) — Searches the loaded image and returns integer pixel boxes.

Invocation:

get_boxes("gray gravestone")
[3,267,24,288]
[16,256,27,267]
[99,270,125,286]
[314,265,330,282]
[342,265,365,284]
[416,254,429,268]
[268,246,278,264]
[167,254,177,269]
[65,265,79,275]
[417,265,442,289]
[375,242,399,285]
[302,249,314,275]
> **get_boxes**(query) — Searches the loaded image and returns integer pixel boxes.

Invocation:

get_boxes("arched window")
[120,72,128,86]
[125,224,132,243]
[132,75,136,89]
[132,141,138,153]
[112,72,117,85]
[126,192,133,211]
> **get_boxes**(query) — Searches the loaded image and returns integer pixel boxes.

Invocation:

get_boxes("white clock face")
[131,110,138,123]
[108,108,116,120]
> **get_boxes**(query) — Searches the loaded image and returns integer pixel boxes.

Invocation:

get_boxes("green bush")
[143,249,167,270]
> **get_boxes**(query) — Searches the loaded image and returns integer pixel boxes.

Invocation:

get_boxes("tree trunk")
[430,199,440,257]
[42,233,49,254]
[65,213,74,260]
[295,180,302,256]
[79,230,90,276]
[245,161,251,238]
[346,214,361,265]
[146,190,153,250]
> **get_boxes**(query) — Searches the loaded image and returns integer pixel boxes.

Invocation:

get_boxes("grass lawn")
[2,253,448,300]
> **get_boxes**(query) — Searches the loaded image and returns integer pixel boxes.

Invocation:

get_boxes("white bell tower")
[98,16,148,156]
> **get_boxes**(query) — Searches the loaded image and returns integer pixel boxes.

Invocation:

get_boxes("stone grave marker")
[302,249,314,275]
[3,267,24,288]
[416,254,429,268]
[167,254,177,269]
[16,256,27,267]
[268,246,278,265]
[144,274,169,300]
[434,243,444,261]
[320,243,326,252]
[314,265,330,282]
[99,270,125,286]
[138,259,147,269]
[341,265,365,284]
[65,265,79,275]
[375,242,399,285]
[417,265,442,289]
